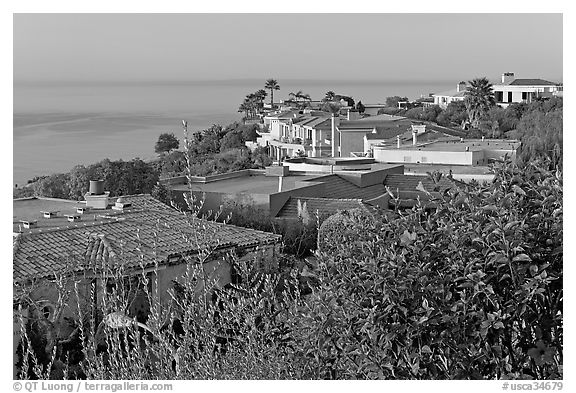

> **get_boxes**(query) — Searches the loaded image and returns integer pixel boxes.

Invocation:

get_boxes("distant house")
[361,104,388,116]
[432,82,468,109]
[336,114,408,157]
[492,72,563,108]
[373,138,521,166]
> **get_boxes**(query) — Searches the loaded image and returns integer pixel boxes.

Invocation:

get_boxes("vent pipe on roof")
[89,180,105,195]
[85,180,110,209]
[278,176,284,193]
[412,131,417,146]
[397,135,401,149]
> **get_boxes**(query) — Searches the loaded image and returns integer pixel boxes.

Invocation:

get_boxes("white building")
[432,82,468,109]
[492,72,563,108]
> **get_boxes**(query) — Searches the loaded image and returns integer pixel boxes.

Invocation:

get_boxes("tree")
[264,79,280,107]
[356,101,365,114]
[436,100,468,127]
[515,101,563,168]
[158,150,187,177]
[323,91,336,102]
[155,133,180,154]
[33,173,71,199]
[151,181,171,205]
[334,95,355,108]
[320,102,342,115]
[220,131,246,151]
[238,102,250,122]
[464,77,495,128]
[386,96,409,108]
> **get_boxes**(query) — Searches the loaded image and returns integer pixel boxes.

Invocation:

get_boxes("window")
[522,92,527,100]
[508,92,513,102]
[495,91,503,102]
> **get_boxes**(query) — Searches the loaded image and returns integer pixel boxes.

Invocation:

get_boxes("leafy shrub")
[303,160,562,379]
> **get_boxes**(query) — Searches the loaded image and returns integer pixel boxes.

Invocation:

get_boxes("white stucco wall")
[373,148,477,166]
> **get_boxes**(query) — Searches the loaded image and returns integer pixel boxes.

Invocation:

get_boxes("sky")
[13,13,563,84]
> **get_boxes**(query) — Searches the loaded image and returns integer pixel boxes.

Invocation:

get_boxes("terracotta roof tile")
[13,194,281,282]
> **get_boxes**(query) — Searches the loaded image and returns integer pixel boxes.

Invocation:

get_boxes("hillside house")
[492,72,563,108]
[13,187,281,350]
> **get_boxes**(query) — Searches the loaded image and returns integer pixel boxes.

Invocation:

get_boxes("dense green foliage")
[179,122,271,177]
[221,199,320,258]
[154,133,180,154]
[308,161,562,379]
[514,98,563,168]
[435,100,469,127]
[26,158,160,201]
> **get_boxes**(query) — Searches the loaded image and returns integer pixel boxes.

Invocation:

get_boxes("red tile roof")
[13,194,281,282]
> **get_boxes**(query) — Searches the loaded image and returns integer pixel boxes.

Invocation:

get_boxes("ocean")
[13,79,451,186]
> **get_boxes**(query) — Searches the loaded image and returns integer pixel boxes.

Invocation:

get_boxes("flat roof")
[375,139,521,152]
[169,174,320,195]
[13,197,95,232]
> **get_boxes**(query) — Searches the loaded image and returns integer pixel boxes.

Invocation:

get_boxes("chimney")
[502,72,515,84]
[89,180,104,195]
[84,180,110,209]
[457,81,467,92]
[397,135,401,149]
[347,110,360,121]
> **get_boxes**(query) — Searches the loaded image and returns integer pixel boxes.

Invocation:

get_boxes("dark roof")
[365,124,412,140]
[508,79,558,86]
[313,174,387,200]
[276,197,367,219]
[339,116,408,130]
[13,194,281,282]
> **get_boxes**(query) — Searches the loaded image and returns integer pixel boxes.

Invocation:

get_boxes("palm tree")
[238,102,249,123]
[464,77,495,129]
[264,79,280,107]
[289,90,303,102]
[324,91,336,102]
